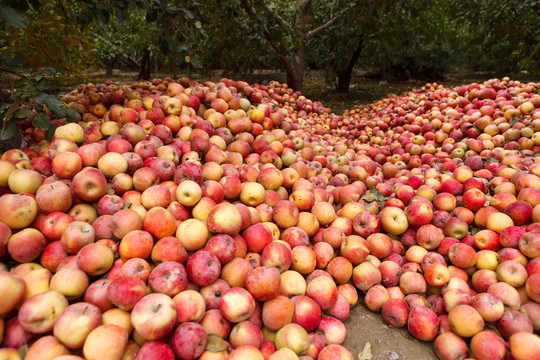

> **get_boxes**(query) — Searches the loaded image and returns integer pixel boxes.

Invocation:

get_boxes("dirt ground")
[343,304,437,360]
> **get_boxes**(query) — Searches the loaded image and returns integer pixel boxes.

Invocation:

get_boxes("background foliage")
[2,0,539,86]
[1,0,539,91]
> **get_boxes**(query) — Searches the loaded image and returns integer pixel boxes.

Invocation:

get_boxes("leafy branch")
[1,58,79,142]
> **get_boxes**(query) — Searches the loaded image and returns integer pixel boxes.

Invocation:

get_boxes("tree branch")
[56,0,70,23]
[240,0,297,83]
[296,0,311,38]
[346,37,363,71]
[240,0,257,20]
[56,0,73,41]
[91,32,140,69]
[91,32,116,49]
[239,0,287,59]
[258,1,295,37]
[0,67,25,78]
[35,42,60,70]
[306,1,359,40]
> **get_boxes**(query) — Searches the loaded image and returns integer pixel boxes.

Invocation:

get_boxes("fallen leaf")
[205,334,232,352]
[358,342,373,360]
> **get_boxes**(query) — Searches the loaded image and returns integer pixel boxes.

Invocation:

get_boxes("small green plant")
[1,57,80,142]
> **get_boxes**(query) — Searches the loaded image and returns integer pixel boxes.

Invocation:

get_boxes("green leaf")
[1,120,18,140]
[369,188,383,197]
[65,109,80,122]
[35,94,62,107]
[34,94,65,118]
[510,117,521,126]
[41,67,56,75]
[190,55,200,68]
[45,100,65,118]
[34,77,46,92]
[44,124,56,141]
[180,8,195,19]
[34,93,50,106]
[0,103,11,114]
[33,110,51,129]
[13,108,33,120]
[1,55,24,72]
[0,5,29,28]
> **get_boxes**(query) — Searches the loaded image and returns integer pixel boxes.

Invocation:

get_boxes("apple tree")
[446,0,540,74]
[306,0,384,92]
[89,9,162,78]
[1,1,84,145]
[313,0,539,87]
[1,0,206,80]
[238,0,362,91]
[72,0,205,80]
[1,0,95,73]
[192,1,274,79]
[358,0,456,80]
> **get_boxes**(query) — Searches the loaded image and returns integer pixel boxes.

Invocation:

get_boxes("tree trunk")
[105,58,116,77]
[287,71,302,92]
[137,51,152,80]
[105,63,113,77]
[291,43,306,92]
[277,53,300,92]
[381,60,391,82]
[168,54,176,78]
[239,0,359,92]
[336,39,363,93]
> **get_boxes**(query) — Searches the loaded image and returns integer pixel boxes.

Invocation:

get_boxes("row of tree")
[1,0,539,92]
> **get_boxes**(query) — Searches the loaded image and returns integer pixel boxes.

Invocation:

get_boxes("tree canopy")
[1,0,539,92]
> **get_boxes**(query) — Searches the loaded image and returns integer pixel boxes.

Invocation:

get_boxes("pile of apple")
[0,75,539,360]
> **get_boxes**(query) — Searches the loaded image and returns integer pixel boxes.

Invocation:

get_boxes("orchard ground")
[47,68,467,360]
[343,304,436,359]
